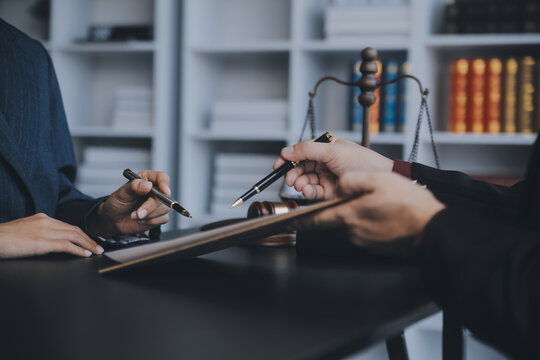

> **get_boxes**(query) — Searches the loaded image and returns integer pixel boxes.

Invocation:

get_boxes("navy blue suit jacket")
[0,18,101,230]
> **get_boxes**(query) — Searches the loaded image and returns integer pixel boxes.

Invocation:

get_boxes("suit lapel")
[0,109,36,211]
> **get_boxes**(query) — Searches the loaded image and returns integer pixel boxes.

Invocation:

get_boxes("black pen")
[231,132,334,208]
[123,168,192,218]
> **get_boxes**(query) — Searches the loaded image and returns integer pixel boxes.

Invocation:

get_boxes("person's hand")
[273,137,394,200]
[300,172,445,247]
[87,170,172,237]
[0,213,103,258]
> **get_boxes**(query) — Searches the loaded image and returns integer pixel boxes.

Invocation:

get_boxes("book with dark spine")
[517,56,535,133]
[501,58,518,133]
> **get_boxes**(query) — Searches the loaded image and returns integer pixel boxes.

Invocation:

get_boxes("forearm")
[416,208,540,358]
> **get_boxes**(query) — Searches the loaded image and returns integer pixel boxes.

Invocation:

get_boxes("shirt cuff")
[392,160,412,179]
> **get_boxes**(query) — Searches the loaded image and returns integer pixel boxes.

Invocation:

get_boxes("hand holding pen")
[123,169,192,218]
[231,132,334,207]
[272,135,395,201]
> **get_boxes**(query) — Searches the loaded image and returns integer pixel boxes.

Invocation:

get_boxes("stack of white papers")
[324,2,409,39]
[209,99,288,135]
[76,146,151,198]
[111,87,153,131]
[211,153,283,218]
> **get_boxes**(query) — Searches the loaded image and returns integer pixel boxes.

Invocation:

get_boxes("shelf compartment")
[432,132,537,145]
[185,0,291,44]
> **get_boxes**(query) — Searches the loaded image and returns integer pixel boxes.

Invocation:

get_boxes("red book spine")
[467,58,486,133]
[449,59,469,132]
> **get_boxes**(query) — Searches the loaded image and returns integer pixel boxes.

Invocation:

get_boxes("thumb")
[280,140,333,163]
[336,172,377,197]
[114,179,153,202]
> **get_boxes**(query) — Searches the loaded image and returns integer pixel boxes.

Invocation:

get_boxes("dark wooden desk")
[0,230,438,360]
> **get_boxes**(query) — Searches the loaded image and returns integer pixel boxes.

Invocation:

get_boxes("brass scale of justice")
[230,47,441,246]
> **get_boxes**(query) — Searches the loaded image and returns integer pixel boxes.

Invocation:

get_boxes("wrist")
[86,202,118,238]
[413,202,446,246]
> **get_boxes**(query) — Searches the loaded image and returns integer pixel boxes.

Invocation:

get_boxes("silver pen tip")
[231,198,243,208]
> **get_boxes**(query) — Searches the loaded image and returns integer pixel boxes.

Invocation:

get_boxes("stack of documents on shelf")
[76,146,151,198]
[324,0,409,39]
[111,87,153,131]
[211,153,283,217]
[209,99,287,135]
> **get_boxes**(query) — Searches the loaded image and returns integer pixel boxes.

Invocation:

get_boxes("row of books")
[442,0,540,34]
[350,59,408,133]
[209,99,287,135]
[76,146,151,198]
[448,56,540,134]
[211,153,282,217]
[324,2,409,39]
[111,86,153,131]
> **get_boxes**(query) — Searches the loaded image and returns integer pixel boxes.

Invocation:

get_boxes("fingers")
[280,141,333,163]
[56,229,104,255]
[139,170,171,195]
[130,196,170,220]
[48,239,94,258]
[336,172,377,197]
[136,213,169,227]
[34,214,103,255]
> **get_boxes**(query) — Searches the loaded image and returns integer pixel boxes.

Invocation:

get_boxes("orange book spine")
[501,58,518,133]
[467,58,486,133]
[484,58,502,133]
[517,56,535,133]
[369,60,382,134]
[449,59,468,133]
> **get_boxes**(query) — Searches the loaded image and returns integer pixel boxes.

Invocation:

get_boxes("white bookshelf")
[1,0,179,227]
[179,0,539,227]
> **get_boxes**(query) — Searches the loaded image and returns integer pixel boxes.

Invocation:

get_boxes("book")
[535,60,540,132]
[501,58,518,134]
[370,60,383,134]
[99,196,355,274]
[396,61,409,133]
[381,60,399,132]
[351,60,363,131]
[467,58,486,133]
[484,58,502,133]
[517,56,535,133]
[449,59,469,133]
[442,1,534,34]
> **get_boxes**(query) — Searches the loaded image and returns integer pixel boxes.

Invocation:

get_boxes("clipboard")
[99,196,355,274]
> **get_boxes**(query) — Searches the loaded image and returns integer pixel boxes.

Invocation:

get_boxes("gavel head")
[247,200,300,218]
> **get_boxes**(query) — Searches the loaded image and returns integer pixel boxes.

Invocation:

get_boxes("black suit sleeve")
[412,163,524,220]
[416,208,540,359]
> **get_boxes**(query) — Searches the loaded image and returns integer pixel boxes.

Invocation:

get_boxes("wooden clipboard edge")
[99,196,355,275]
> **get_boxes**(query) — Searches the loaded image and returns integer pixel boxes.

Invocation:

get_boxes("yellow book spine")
[485,58,502,133]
